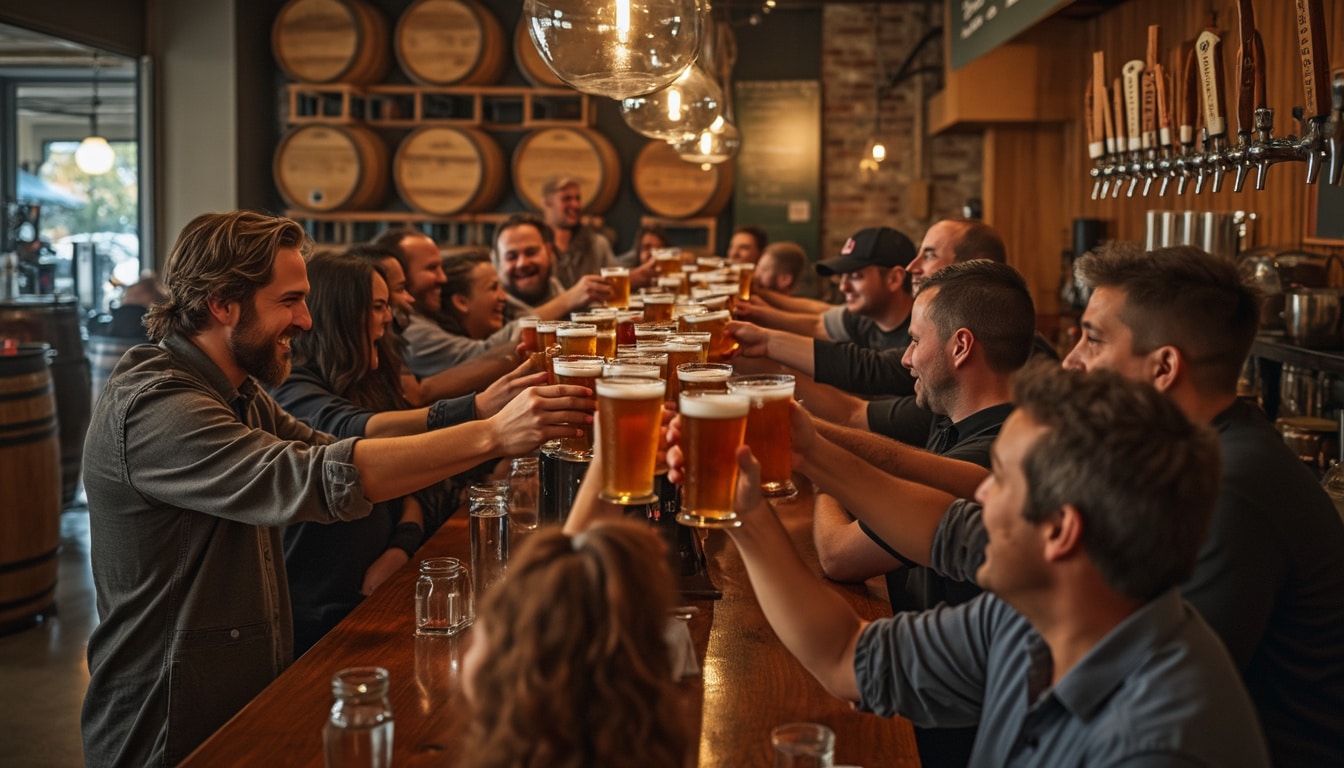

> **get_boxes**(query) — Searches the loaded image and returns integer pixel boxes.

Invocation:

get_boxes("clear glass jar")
[509,456,540,532]
[415,557,473,636]
[323,666,393,768]
[469,482,510,599]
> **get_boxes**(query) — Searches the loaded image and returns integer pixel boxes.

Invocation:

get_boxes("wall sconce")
[75,54,115,175]
[523,0,702,100]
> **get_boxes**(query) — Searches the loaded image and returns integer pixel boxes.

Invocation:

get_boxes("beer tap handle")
[1086,85,1103,200]
[1330,69,1343,186]
[1294,0,1331,183]
[1195,30,1229,192]
[1234,0,1257,142]
[1123,61,1145,197]
[1113,77,1127,198]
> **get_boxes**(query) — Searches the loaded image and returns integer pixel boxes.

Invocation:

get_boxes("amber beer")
[557,323,598,356]
[727,374,797,498]
[616,310,642,346]
[517,316,540,354]
[680,309,737,362]
[677,363,733,394]
[733,262,754,301]
[553,356,605,457]
[677,391,750,528]
[660,342,702,400]
[536,320,561,351]
[653,248,683,277]
[641,293,677,322]
[596,377,666,504]
[601,267,631,309]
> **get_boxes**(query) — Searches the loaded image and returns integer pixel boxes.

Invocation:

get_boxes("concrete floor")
[0,505,95,768]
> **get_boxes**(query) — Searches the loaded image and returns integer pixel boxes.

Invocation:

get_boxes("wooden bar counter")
[182,487,919,767]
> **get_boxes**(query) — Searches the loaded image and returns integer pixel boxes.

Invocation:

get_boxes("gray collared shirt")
[854,589,1269,767]
[81,334,372,767]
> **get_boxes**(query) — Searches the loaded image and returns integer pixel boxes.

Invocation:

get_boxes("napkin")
[664,617,700,680]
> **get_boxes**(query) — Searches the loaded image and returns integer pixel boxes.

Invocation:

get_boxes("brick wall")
[820,4,982,262]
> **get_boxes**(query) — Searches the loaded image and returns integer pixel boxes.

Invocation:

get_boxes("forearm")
[728,496,865,701]
[763,331,817,375]
[363,408,433,438]
[754,306,829,339]
[795,379,869,429]
[416,347,518,402]
[797,436,954,567]
[759,290,832,314]
[813,493,903,583]
[353,421,499,502]
[815,421,988,499]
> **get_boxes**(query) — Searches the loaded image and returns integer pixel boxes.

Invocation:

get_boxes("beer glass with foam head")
[595,376,666,505]
[678,362,734,394]
[517,316,540,355]
[681,309,737,362]
[557,323,598,356]
[601,266,631,309]
[616,310,643,346]
[552,355,604,457]
[653,247,683,277]
[641,293,677,322]
[727,374,797,498]
[536,320,561,351]
[733,262,755,301]
[678,391,750,528]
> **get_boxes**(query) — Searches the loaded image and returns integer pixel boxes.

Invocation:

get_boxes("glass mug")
[677,391,750,529]
[414,557,473,636]
[771,722,835,768]
[728,374,797,498]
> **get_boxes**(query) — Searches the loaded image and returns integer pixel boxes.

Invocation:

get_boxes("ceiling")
[0,22,137,134]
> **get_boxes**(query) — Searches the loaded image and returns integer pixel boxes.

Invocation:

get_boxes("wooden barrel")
[274,124,389,212]
[395,0,506,86]
[272,0,390,84]
[514,17,566,89]
[512,128,621,214]
[394,127,506,215]
[632,140,735,219]
[0,297,90,505]
[88,335,137,406]
[0,343,61,634]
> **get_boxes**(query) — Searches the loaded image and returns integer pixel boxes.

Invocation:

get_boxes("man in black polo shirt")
[809,259,1036,768]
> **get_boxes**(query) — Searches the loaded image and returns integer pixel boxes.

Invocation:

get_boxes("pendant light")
[674,13,739,166]
[620,53,722,142]
[860,4,886,172]
[523,0,702,101]
[75,54,115,176]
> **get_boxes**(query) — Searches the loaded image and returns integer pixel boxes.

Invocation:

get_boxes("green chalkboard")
[950,0,1069,71]
[1308,181,1344,244]
[732,80,822,262]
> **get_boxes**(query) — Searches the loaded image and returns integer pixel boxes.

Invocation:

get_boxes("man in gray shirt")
[669,364,1269,766]
[81,211,592,767]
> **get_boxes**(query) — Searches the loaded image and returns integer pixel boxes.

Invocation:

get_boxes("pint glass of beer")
[517,316,540,355]
[641,293,677,322]
[595,377,667,505]
[616,310,643,346]
[653,248,683,277]
[536,320,561,351]
[680,309,737,362]
[733,262,754,301]
[677,363,734,394]
[552,355,605,457]
[601,267,631,309]
[727,374,797,498]
[557,323,598,356]
[677,391,750,528]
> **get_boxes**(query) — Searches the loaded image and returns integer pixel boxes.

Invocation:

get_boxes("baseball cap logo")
[841,238,856,255]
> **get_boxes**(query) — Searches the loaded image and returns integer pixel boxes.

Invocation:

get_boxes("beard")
[231,302,295,387]
[506,268,549,305]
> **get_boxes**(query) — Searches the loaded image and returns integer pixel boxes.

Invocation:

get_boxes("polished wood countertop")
[182,487,919,767]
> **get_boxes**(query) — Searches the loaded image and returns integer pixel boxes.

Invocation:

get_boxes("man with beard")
[492,213,613,318]
[727,223,768,265]
[807,259,1034,767]
[80,211,594,767]
[540,176,621,289]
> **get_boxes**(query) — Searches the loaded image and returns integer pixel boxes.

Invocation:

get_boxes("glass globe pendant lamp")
[620,63,722,142]
[76,54,115,175]
[524,0,703,100]
[674,114,741,167]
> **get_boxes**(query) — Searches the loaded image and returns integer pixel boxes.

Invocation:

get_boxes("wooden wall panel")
[1064,0,1338,256]
[985,0,1344,316]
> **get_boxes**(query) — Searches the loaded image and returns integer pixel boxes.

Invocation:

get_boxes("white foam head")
[678,364,733,382]
[685,309,730,324]
[680,391,750,418]
[596,377,666,400]
[727,374,795,400]
[557,324,597,338]
[553,358,604,378]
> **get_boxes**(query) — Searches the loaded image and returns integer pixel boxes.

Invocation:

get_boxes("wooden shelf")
[285,83,594,129]
[928,38,1074,134]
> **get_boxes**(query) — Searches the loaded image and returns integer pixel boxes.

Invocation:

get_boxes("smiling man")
[539,176,620,289]
[703,363,1269,766]
[81,211,594,767]
[491,213,611,319]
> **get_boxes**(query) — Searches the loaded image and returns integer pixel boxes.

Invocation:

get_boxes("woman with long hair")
[272,251,543,653]
[460,520,690,768]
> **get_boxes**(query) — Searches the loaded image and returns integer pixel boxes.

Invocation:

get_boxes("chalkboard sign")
[733,80,822,261]
[1307,182,1344,245]
[950,0,1068,71]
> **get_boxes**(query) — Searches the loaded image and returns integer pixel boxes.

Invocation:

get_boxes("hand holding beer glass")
[676,391,750,528]
[595,376,666,505]
[552,355,604,457]
[600,267,630,309]
[726,374,797,498]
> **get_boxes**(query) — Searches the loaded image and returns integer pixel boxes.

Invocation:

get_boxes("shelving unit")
[285,83,593,129]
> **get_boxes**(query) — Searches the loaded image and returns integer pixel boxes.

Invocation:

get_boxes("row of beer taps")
[1087,0,1343,200]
